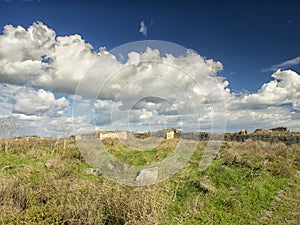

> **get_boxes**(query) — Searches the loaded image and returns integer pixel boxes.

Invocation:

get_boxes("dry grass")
[220,140,300,177]
[0,137,299,224]
[0,138,169,225]
[0,175,168,224]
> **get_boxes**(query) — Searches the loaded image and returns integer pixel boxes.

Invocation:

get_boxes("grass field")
[0,137,299,224]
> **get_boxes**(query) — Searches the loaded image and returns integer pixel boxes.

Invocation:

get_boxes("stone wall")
[75,131,127,141]
[100,131,127,140]
[74,127,300,144]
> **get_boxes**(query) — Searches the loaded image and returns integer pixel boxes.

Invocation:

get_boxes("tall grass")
[0,137,299,224]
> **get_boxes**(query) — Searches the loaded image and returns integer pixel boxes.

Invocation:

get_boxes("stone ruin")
[165,128,181,140]
[224,127,300,144]
[74,127,299,144]
[99,131,127,140]
[75,131,127,141]
[239,129,248,135]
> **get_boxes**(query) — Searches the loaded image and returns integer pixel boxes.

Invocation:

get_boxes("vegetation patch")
[0,137,299,224]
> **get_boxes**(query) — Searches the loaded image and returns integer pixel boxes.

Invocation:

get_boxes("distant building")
[166,128,180,139]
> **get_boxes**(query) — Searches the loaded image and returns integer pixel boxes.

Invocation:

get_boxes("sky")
[0,0,299,136]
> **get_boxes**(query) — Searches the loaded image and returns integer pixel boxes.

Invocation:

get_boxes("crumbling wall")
[100,131,127,140]
[223,127,300,144]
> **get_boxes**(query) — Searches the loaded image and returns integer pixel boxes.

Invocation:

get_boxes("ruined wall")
[74,127,300,144]
[75,133,100,140]
[223,127,300,144]
[100,131,127,140]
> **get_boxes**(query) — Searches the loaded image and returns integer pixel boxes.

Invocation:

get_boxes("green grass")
[0,138,299,224]
[104,139,181,166]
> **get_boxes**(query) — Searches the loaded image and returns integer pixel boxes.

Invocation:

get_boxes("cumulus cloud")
[226,107,297,131]
[93,98,182,131]
[262,56,300,72]
[224,69,300,131]
[35,34,100,93]
[12,89,69,117]
[0,83,73,136]
[0,84,69,117]
[0,22,225,101]
[0,22,100,94]
[72,46,227,132]
[240,70,300,109]
[0,22,55,84]
[0,22,299,135]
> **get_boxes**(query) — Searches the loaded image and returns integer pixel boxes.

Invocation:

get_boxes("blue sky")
[0,0,299,136]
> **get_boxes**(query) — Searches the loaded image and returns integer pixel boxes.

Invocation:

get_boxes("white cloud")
[262,56,300,72]
[224,69,300,132]
[239,70,300,109]
[35,34,100,93]
[0,22,101,94]
[0,84,69,117]
[139,21,147,36]
[0,22,55,84]
[0,22,225,102]
[278,56,300,67]
[226,107,299,131]
[83,67,300,132]
[0,22,299,135]
[13,89,69,117]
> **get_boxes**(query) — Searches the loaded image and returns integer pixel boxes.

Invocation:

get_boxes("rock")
[135,167,158,185]
[95,168,102,175]
[213,152,221,160]
[269,126,288,132]
[239,129,248,135]
[1,165,14,171]
[45,159,55,168]
[189,179,216,194]
[83,168,103,176]
[254,128,266,134]
[199,182,215,193]
[83,168,94,174]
